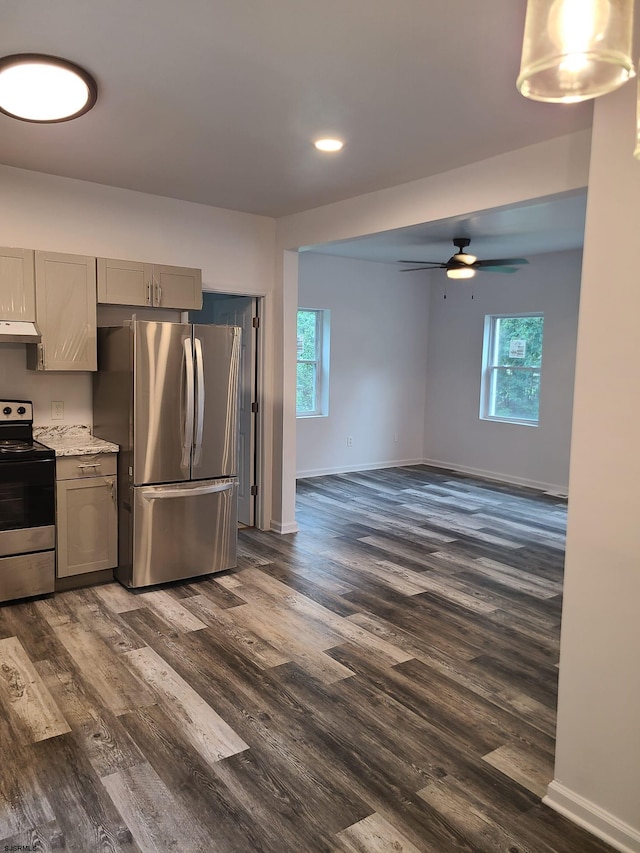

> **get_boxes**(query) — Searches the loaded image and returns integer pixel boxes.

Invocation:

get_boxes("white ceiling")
[301,191,587,264]
[0,0,592,221]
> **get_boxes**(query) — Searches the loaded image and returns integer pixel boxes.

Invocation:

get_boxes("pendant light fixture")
[0,54,97,122]
[517,0,635,103]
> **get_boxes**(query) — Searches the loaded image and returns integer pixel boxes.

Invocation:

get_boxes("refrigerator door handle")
[139,481,234,500]
[193,336,205,465]
[182,337,195,469]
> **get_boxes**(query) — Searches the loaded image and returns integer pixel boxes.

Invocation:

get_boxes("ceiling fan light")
[452,252,477,265]
[447,267,476,280]
[0,54,97,122]
[517,0,635,103]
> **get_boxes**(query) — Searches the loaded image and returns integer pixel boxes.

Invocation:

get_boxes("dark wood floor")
[0,465,616,852]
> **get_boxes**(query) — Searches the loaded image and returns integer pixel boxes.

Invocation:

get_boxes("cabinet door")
[153,264,202,310]
[56,475,118,577]
[33,251,97,371]
[0,247,35,321]
[97,257,153,306]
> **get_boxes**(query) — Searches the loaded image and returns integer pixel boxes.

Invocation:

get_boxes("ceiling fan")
[399,238,529,279]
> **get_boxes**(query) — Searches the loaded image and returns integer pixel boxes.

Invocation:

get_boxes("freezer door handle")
[193,336,205,466]
[182,337,195,469]
[139,481,235,500]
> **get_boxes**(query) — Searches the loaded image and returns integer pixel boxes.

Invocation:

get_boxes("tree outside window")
[481,314,544,424]
[297,309,329,416]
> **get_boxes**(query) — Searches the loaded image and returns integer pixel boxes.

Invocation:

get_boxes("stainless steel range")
[0,400,56,603]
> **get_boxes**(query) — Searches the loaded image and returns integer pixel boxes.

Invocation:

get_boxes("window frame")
[296,308,330,418]
[479,312,544,427]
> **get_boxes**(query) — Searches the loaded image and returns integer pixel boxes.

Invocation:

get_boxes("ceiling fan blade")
[474,258,529,268]
[476,265,522,274]
[398,261,445,267]
[399,266,443,272]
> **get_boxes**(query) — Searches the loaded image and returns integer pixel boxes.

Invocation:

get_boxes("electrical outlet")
[51,401,64,420]
[346,435,353,447]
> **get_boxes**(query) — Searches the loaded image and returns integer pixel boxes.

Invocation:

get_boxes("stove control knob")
[3,407,11,416]
[17,406,26,415]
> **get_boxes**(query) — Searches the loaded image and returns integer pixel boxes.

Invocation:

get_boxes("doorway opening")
[190,293,260,527]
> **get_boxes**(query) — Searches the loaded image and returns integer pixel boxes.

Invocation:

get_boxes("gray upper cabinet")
[27,251,97,372]
[97,258,153,307]
[153,264,202,309]
[0,246,36,321]
[97,257,202,310]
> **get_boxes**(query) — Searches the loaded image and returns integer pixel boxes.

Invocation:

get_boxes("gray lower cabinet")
[56,454,118,578]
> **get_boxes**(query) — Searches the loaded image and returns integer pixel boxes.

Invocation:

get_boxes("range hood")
[0,320,42,343]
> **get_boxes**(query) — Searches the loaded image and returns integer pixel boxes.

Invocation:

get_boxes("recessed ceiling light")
[314,138,344,152]
[0,54,97,123]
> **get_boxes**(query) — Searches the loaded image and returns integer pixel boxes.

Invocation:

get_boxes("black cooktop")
[0,400,55,462]
[0,438,55,462]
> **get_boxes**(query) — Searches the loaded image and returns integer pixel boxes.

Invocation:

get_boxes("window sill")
[296,412,328,419]
[480,415,539,427]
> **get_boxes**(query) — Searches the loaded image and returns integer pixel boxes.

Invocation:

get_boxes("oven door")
[0,458,55,557]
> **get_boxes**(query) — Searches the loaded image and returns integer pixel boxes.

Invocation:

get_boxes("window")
[480,314,544,425]
[296,308,330,417]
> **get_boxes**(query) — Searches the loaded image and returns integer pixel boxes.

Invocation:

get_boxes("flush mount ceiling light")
[517,0,635,103]
[0,54,97,122]
[314,138,344,152]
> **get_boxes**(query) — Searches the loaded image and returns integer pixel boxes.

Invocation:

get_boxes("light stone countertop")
[33,424,119,457]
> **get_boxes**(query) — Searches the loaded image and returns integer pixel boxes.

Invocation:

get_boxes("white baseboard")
[421,456,567,495]
[297,456,568,494]
[270,520,299,535]
[544,780,640,853]
[296,458,425,480]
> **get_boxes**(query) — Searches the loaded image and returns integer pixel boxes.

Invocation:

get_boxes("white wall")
[276,131,591,530]
[296,253,429,477]
[0,344,92,427]
[279,127,640,848]
[422,249,582,493]
[545,83,640,853]
[0,164,278,527]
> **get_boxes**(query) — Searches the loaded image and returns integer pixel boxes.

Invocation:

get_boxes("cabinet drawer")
[56,453,117,480]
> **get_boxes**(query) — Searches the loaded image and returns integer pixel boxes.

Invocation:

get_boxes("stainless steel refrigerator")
[93,320,241,588]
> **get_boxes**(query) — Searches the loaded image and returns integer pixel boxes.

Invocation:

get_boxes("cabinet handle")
[109,479,116,504]
[155,277,162,306]
[37,343,45,370]
[147,280,152,305]
[77,462,100,470]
